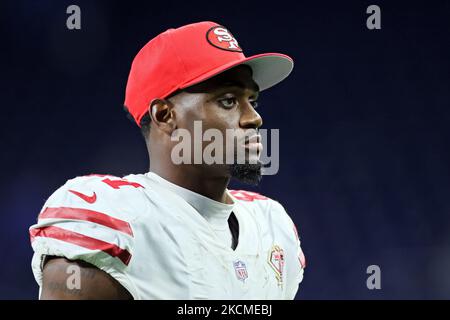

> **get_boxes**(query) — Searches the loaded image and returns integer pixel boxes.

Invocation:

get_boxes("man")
[29,21,306,299]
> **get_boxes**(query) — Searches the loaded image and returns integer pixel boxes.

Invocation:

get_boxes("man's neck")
[149,165,232,204]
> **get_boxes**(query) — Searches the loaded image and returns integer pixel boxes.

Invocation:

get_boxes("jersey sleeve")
[29,174,143,299]
[230,190,306,300]
[269,200,306,299]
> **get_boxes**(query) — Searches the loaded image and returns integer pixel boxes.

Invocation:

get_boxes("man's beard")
[229,162,263,185]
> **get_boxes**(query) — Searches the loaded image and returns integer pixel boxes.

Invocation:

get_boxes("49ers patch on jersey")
[206,25,243,52]
[268,245,285,287]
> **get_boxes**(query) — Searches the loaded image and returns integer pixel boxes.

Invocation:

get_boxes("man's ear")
[148,98,176,134]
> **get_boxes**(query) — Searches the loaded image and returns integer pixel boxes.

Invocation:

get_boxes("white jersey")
[30,172,306,299]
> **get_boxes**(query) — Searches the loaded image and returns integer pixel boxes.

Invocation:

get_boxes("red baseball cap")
[124,21,294,126]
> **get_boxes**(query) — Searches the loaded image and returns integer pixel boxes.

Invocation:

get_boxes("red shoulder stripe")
[39,207,133,237]
[30,226,132,265]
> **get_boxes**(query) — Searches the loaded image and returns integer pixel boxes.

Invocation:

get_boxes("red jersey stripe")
[29,226,132,265]
[39,207,133,237]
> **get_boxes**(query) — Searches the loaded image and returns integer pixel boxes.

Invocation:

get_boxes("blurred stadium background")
[0,0,449,299]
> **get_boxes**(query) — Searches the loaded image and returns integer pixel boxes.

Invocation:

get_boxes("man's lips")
[244,134,261,144]
[244,134,263,153]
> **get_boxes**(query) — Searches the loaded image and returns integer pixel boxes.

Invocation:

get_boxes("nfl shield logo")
[233,260,248,282]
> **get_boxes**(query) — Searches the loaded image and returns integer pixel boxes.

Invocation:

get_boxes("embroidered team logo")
[268,245,285,287]
[233,260,248,282]
[206,25,243,52]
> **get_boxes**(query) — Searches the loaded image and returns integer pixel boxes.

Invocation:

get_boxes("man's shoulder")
[63,173,146,190]
[229,189,287,216]
[41,173,152,223]
[230,189,298,240]
[56,173,148,195]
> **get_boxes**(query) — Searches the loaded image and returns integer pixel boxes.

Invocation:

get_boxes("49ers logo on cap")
[206,25,243,52]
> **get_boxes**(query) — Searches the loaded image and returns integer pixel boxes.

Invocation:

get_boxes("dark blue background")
[1,0,449,299]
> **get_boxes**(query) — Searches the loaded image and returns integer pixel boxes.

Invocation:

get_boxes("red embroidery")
[68,190,97,204]
[229,190,268,202]
[102,178,144,190]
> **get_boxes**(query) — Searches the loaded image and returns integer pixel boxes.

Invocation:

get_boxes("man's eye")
[250,100,259,109]
[219,97,237,109]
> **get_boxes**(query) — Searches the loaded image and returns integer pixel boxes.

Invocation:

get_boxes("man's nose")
[240,104,263,129]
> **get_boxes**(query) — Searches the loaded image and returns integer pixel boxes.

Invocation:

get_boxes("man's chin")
[229,162,263,185]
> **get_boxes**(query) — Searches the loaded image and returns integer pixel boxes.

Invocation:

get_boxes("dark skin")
[41,65,262,299]
[41,257,132,299]
[148,64,262,203]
